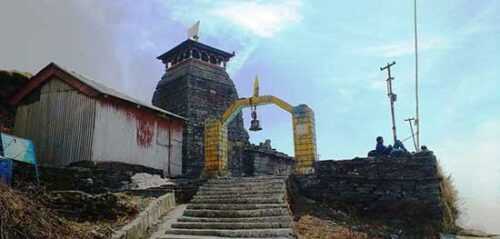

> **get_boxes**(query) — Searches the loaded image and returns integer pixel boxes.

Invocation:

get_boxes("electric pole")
[380,61,398,145]
[405,117,418,151]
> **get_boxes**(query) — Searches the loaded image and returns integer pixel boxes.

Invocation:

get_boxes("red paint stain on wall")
[137,120,154,147]
[100,97,184,148]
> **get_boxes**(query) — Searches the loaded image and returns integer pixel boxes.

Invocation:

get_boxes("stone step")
[163,228,294,238]
[193,194,284,201]
[158,236,291,239]
[177,216,292,224]
[187,203,287,211]
[183,208,289,218]
[198,185,285,193]
[190,197,284,205]
[203,181,285,188]
[207,176,288,183]
[171,221,291,230]
[196,189,286,196]
[206,179,285,185]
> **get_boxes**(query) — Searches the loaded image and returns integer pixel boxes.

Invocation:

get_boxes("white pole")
[414,0,421,150]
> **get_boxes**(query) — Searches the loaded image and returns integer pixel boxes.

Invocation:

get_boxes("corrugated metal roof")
[11,63,186,121]
[57,64,186,120]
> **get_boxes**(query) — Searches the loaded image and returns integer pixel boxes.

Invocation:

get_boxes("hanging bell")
[249,119,262,131]
[249,108,262,131]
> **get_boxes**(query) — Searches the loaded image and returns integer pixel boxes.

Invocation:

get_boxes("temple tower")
[152,38,249,177]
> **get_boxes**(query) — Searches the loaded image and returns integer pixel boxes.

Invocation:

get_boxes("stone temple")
[152,38,250,177]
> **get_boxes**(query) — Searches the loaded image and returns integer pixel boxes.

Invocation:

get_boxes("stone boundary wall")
[112,193,176,239]
[13,161,164,193]
[242,147,294,176]
[292,155,444,221]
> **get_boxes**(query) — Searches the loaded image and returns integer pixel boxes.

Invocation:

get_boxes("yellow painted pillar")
[203,118,228,177]
[292,104,317,174]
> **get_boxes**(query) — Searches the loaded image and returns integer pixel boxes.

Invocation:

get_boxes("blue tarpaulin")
[0,158,13,185]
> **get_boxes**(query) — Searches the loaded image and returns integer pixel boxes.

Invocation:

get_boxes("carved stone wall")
[152,59,249,177]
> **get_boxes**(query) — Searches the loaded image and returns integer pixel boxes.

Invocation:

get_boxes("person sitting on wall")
[414,145,434,157]
[368,136,392,157]
[390,139,409,157]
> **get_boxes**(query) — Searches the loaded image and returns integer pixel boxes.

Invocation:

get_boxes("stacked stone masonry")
[153,59,249,177]
[242,141,294,177]
[293,154,444,221]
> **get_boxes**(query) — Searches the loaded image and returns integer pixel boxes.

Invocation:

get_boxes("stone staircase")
[159,176,295,239]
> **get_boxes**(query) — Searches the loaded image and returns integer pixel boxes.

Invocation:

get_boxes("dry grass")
[294,215,368,239]
[0,183,94,239]
[0,183,144,239]
[437,162,461,233]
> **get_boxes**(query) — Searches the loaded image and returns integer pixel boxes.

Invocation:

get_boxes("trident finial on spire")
[187,21,200,41]
[253,75,260,97]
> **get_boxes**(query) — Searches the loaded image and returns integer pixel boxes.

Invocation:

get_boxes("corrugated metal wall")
[14,77,183,176]
[14,78,96,166]
[92,100,183,177]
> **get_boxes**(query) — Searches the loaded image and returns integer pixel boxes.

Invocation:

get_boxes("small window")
[209,55,217,64]
[201,52,209,62]
[192,49,200,59]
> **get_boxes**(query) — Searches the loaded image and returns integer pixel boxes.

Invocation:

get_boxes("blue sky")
[1,0,499,233]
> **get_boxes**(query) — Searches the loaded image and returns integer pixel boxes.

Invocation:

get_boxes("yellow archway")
[203,77,318,177]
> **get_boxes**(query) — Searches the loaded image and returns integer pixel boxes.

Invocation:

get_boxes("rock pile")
[47,191,138,221]
[128,173,174,190]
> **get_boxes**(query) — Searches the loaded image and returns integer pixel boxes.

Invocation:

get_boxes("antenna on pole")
[414,0,421,150]
[187,21,200,41]
[404,118,418,151]
[380,61,398,145]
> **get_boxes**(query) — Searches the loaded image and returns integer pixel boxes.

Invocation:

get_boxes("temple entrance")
[203,77,318,177]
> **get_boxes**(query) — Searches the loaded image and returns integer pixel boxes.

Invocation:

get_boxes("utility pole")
[404,117,418,151]
[380,61,398,145]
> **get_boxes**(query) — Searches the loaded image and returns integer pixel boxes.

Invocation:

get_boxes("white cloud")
[360,4,499,60]
[210,0,302,38]
[438,120,500,233]
[167,0,303,39]
[166,0,303,73]
[362,37,452,57]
